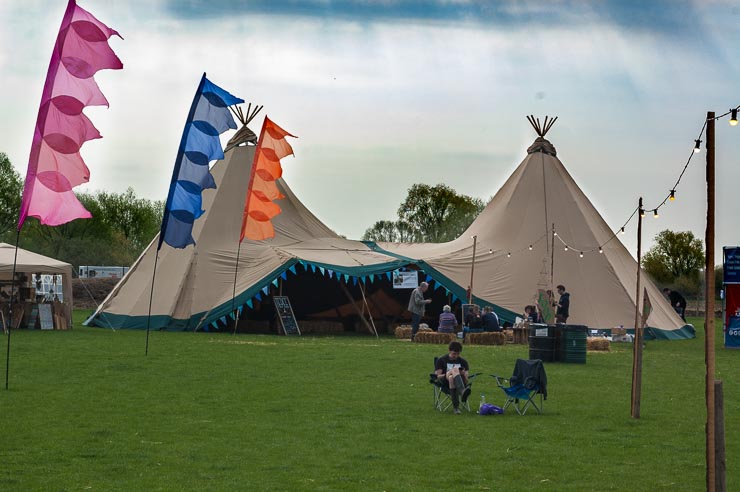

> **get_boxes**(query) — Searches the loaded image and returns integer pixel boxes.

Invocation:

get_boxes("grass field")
[0,314,736,491]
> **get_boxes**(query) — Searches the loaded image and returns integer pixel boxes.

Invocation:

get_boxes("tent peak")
[526,114,557,137]
[527,136,557,156]
[225,103,263,152]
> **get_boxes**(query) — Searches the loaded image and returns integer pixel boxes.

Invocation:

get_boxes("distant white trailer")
[78,266,129,279]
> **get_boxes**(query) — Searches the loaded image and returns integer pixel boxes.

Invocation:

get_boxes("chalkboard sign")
[274,296,300,335]
[38,304,54,330]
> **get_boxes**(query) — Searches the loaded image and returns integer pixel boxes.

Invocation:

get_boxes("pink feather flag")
[18,0,123,229]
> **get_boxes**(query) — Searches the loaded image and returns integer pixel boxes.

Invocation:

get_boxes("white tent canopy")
[87,122,693,339]
[0,242,73,325]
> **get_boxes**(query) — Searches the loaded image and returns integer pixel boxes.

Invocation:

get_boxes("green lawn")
[0,315,735,491]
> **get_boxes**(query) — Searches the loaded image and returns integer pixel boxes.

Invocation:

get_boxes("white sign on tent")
[392,270,418,289]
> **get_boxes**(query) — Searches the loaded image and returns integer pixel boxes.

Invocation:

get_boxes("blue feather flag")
[159,73,243,249]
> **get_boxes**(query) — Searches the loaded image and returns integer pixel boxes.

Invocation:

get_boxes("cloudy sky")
[1,0,738,261]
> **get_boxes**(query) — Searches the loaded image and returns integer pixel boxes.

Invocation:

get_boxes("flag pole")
[145,252,160,355]
[5,229,22,390]
[231,241,243,335]
[630,197,644,418]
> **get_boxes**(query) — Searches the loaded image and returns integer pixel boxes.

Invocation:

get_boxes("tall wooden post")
[550,223,556,289]
[630,197,644,418]
[705,111,716,491]
[468,235,477,303]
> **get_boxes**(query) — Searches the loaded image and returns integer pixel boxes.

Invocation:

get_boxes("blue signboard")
[727,316,740,349]
[724,247,740,284]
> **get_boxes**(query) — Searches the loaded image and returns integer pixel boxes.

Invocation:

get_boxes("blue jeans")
[411,313,422,339]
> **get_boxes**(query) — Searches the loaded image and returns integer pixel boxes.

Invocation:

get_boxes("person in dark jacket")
[481,306,501,332]
[663,288,687,321]
[554,285,570,323]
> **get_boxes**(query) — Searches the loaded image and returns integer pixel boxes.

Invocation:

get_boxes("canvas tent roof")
[87,126,693,339]
[0,242,73,324]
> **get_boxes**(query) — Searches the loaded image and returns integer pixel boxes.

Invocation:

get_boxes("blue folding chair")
[491,359,547,415]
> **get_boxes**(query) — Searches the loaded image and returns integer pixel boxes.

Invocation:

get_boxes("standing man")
[662,288,687,321]
[555,284,570,324]
[408,281,431,340]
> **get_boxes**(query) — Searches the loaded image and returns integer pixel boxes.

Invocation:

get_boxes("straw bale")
[395,325,412,339]
[587,337,610,351]
[467,332,506,345]
[299,320,344,335]
[415,331,455,344]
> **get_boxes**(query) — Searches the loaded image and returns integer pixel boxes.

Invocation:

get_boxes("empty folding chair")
[491,358,547,415]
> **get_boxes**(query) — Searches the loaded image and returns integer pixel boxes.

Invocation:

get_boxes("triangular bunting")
[272,278,279,288]
[289,265,297,275]
[280,272,287,280]
[246,299,253,308]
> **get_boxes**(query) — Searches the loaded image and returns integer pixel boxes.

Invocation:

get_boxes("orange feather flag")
[240,117,296,241]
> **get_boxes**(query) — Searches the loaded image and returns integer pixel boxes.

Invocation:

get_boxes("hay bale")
[612,327,627,337]
[395,325,412,339]
[299,320,344,335]
[503,329,514,343]
[467,332,506,345]
[354,319,388,334]
[415,331,455,344]
[587,337,610,351]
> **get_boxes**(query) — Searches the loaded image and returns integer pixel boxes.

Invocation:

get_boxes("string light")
[489,248,493,254]
[563,246,568,251]
[620,227,625,235]
[599,247,603,254]
[553,232,558,237]
[579,252,584,258]
[694,139,702,153]
[653,209,659,218]
[528,244,533,251]
[669,189,675,201]
[639,208,645,218]
[731,108,738,126]
[507,252,511,258]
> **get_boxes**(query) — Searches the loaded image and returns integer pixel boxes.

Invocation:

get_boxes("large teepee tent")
[87,115,693,338]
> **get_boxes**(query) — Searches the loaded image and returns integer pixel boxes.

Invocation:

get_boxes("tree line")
[0,151,723,295]
[0,152,163,270]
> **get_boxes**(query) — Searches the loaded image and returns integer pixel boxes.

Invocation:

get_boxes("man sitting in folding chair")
[491,359,548,415]
[433,341,472,414]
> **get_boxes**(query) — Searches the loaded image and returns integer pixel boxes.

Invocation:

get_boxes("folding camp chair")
[430,357,480,412]
[491,358,547,415]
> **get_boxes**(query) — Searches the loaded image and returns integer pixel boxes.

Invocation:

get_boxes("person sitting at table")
[465,305,482,330]
[524,305,541,323]
[481,306,501,332]
[438,305,458,333]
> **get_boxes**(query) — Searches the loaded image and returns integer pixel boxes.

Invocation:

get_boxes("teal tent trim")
[363,242,520,325]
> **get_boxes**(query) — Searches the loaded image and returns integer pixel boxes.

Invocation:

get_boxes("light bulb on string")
[598,247,603,254]
[564,246,568,252]
[619,227,625,235]
[489,248,493,254]
[653,209,659,218]
[553,232,558,237]
[731,108,738,126]
[639,208,645,218]
[579,252,584,258]
[506,252,511,258]
[694,139,702,153]
[669,189,675,201]
[528,244,533,251]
